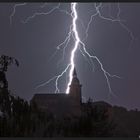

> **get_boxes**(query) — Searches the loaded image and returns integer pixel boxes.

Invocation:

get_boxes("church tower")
[69,67,82,103]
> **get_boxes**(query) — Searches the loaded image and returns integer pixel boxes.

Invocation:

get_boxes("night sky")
[0,3,140,110]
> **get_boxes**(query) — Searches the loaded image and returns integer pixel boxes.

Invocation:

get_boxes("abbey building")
[30,68,82,118]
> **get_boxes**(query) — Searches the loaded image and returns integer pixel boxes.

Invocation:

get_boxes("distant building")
[30,68,82,118]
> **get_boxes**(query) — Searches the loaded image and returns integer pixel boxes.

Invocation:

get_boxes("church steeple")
[73,67,77,77]
[69,67,82,103]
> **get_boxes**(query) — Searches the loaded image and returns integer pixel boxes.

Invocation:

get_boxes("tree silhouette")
[0,55,19,89]
[0,55,19,117]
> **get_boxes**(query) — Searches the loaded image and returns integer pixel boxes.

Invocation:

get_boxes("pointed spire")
[73,67,77,77]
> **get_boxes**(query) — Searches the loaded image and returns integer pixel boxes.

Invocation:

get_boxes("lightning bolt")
[10,3,26,25]
[116,3,135,49]
[66,3,122,97]
[10,3,135,99]
[22,3,61,24]
[65,3,80,93]
[84,3,135,45]
[37,2,122,97]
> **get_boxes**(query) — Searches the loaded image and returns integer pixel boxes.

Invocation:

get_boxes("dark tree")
[0,55,19,89]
